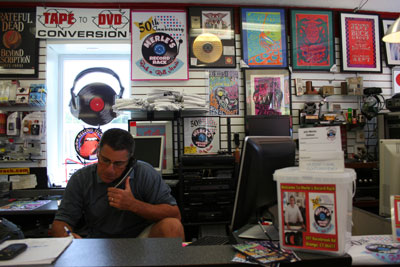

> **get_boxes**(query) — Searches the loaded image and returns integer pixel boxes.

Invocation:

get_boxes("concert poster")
[340,13,381,72]
[290,10,335,71]
[208,70,240,116]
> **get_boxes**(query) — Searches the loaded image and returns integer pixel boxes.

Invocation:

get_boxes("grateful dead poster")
[131,10,188,80]
[291,10,335,71]
[208,70,239,116]
[183,116,220,154]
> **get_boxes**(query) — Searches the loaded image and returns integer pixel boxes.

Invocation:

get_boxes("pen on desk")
[257,220,272,242]
[64,226,72,237]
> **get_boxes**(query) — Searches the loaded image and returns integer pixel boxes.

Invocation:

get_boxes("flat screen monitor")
[379,139,400,216]
[229,136,296,232]
[245,115,292,136]
[132,135,164,173]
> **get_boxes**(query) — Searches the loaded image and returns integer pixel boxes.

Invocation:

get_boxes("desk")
[0,200,59,238]
[47,238,351,266]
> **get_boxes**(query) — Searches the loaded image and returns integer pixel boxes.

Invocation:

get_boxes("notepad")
[0,237,72,265]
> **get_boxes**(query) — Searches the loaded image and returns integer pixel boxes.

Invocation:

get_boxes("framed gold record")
[192,33,223,64]
[188,7,236,68]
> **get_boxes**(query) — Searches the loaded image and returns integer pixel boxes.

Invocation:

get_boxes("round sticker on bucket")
[314,205,332,228]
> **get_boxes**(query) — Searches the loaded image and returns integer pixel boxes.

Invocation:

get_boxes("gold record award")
[192,33,223,63]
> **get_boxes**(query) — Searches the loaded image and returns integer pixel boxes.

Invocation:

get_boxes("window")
[46,42,131,186]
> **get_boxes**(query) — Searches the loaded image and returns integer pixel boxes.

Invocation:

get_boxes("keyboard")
[187,235,230,246]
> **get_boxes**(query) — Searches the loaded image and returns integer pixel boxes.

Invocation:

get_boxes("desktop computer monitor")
[379,139,400,216]
[245,115,292,136]
[229,136,296,232]
[132,135,164,173]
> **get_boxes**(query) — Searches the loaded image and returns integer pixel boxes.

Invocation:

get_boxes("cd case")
[188,7,236,68]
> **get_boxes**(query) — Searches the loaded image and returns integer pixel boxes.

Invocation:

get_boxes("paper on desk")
[0,237,73,265]
[347,235,400,265]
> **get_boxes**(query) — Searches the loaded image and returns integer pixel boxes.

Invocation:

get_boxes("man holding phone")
[51,128,184,240]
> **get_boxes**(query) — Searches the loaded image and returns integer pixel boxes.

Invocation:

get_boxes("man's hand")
[107,177,136,210]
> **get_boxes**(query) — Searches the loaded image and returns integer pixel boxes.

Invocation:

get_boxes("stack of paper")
[0,237,72,265]
[298,126,344,172]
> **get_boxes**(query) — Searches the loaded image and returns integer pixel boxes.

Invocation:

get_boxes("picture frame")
[244,69,291,116]
[382,19,400,66]
[0,9,39,78]
[128,120,174,174]
[290,10,335,71]
[188,7,236,68]
[131,10,188,80]
[183,116,220,154]
[208,70,240,116]
[240,8,288,68]
[339,12,382,73]
[392,67,400,95]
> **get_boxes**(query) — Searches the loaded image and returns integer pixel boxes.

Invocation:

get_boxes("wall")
[0,3,399,174]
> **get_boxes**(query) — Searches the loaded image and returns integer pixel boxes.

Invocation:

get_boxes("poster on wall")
[0,9,39,78]
[188,7,236,68]
[183,116,220,154]
[131,10,188,80]
[392,67,400,95]
[290,10,335,71]
[36,7,130,39]
[208,70,240,116]
[240,8,288,68]
[340,12,382,73]
[382,19,400,66]
[244,69,291,116]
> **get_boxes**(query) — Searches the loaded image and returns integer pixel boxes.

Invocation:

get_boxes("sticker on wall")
[74,128,102,160]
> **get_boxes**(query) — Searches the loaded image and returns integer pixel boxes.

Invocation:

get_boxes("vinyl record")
[142,32,178,67]
[192,33,223,63]
[76,83,117,126]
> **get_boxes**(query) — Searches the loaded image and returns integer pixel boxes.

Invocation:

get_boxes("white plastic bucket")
[273,167,356,256]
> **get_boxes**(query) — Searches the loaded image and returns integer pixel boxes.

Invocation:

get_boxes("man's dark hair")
[99,128,134,158]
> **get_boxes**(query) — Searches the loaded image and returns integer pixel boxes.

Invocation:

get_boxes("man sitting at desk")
[51,128,184,240]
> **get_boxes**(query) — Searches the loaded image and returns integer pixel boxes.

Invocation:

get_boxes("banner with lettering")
[131,10,188,80]
[36,7,129,39]
[0,9,38,78]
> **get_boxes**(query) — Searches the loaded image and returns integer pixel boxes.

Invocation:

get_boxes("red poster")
[345,18,376,68]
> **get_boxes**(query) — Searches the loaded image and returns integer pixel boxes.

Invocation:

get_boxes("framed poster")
[240,8,288,68]
[208,70,240,116]
[0,9,39,78]
[383,19,400,66]
[392,67,400,95]
[131,10,188,80]
[340,12,382,73]
[188,7,236,68]
[244,69,291,116]
[290,10,335,71]
[128,120,174,174]
[183,116,220,154]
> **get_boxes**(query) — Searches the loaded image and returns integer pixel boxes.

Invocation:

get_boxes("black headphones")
[69,67,125,126]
